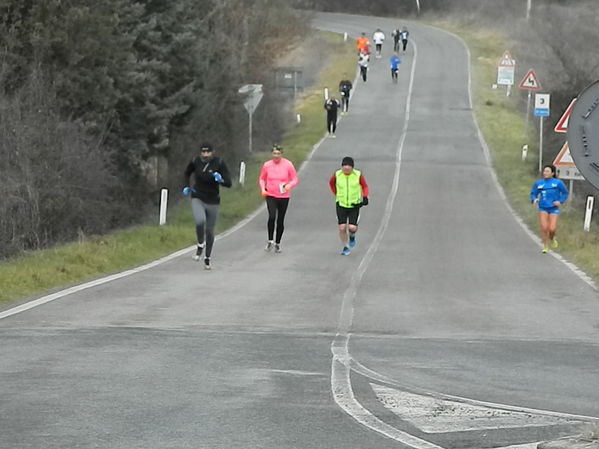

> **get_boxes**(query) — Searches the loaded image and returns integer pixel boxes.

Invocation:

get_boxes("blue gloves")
[213,172,223,183]
[182,186,191,196]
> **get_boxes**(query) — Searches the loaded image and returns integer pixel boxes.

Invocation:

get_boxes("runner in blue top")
[390,55,401,83]
[530,164,569,253]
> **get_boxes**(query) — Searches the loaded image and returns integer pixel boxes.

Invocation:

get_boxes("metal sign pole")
[540,116,546,170]
[525,91,531,133]
[248,111,253,153]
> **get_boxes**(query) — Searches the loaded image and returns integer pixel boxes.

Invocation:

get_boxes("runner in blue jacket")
[530,164,569,253]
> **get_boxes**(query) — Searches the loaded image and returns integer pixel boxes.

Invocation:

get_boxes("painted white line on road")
[371,383,580,433]
[448,30,596,291]
[0,93,329,321]
[496,444,540,449]
[330,37,445,449]
[332,339,443,449]
[350,356,599,423]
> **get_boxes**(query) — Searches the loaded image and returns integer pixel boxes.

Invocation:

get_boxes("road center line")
[329,36,444,449]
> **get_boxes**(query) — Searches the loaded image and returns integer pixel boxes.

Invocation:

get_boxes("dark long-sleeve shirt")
[184,156,232,204]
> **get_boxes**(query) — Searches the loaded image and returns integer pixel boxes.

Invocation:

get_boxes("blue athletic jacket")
[530,178,569,208]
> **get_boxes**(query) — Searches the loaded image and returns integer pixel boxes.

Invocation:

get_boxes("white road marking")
[330,34,442,449]
[371,383,580,433]
[448,30,597,291]
[496,444,539,449]
[0,103,327,321]
[351,356,599,422]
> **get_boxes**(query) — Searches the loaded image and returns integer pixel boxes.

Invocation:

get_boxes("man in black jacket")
[338,79,353,114]
[183,143,232,270]
[324,96,341,138]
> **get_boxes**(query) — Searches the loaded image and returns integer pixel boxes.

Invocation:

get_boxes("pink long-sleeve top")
[258,158,298,198]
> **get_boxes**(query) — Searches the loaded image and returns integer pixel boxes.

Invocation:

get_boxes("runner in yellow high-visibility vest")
[328,156,369,256]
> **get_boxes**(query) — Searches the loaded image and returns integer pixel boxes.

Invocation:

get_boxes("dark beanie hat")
[341,156,354,167]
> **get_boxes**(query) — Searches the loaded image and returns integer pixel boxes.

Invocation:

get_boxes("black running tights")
[266,196,290,243]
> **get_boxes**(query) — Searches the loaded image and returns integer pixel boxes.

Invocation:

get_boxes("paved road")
[2,12,598,449]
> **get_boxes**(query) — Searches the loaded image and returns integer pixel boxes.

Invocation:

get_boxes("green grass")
[434,21,599,283]
[3,24,598,306]
[0,32,357,305]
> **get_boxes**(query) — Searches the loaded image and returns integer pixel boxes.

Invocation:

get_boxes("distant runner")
[390,55,401,83]
[329,156,369,256]
[356,32,370,55]
[392,27,401,52]
[530,164,569,253]
[338,78,353,114]
[324,96,341,137]
[400,27,409,52]
[372,28,385,58]
[358,51,369,82]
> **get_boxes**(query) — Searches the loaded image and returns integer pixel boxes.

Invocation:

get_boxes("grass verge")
[434,21,599,285]
[0,32,357,306]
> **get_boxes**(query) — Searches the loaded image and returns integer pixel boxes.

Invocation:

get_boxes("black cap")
[341,156,354,167]
[200,143,213,152]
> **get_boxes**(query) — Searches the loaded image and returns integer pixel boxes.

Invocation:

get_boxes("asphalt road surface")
[2,12,598,449]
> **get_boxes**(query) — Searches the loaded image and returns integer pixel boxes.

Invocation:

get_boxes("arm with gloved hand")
[183,160,195,196]
[360,174,369,206]
[212,159,232,188]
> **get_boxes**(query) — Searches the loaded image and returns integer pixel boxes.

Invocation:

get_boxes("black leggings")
[266,196,290,243]
[341,95,349,112]
[327,115,337,133]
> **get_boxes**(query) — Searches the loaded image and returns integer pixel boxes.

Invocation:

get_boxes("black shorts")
[336,203,360,225]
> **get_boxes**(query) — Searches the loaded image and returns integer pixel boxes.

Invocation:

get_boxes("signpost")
[518,69,542,131]
[497,50,515,96]
[238,84,264,153]
[534,93,550,173]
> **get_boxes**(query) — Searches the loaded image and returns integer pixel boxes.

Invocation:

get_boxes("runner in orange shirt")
[356,32,370,55]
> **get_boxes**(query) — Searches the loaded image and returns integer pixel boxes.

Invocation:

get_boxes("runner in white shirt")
[372,28,385,58]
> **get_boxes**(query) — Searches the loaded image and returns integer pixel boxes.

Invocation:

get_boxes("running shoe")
[265,240,274,252]
[340,246,351,256]
[204,257,211,270]
[192,244,204,261]
[275,243,282,253]
[542,245,548,254]
[348,235,356,248]
[551,238,558,248]
[331,134,336,138]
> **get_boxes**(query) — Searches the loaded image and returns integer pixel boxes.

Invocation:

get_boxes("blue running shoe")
[340,246,351,256]
[348,235,356,248]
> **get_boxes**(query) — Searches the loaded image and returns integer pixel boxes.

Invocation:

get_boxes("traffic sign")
[238,84,263,114]
[518,69,542,91]
[534,93,550,117]
[553,142,576,167]
[567,80,599,189]
[553,143,584,180]
[497,50,515,67]
[554,98,576,133]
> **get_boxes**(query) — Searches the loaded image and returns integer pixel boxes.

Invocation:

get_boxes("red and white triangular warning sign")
[553,142,576,167]
[498,50,515,67]
[518,69,542,91]
[554,98,576,133]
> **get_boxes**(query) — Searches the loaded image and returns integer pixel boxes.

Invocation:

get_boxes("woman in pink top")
[258,145,299,253]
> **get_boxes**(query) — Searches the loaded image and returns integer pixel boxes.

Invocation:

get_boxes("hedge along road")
[2,12,599,449]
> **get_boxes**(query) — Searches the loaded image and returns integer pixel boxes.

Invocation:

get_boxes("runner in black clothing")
[338,79,353,114]
[324,96,341,137]
[392,28,401,52]
[183,143,232,270]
